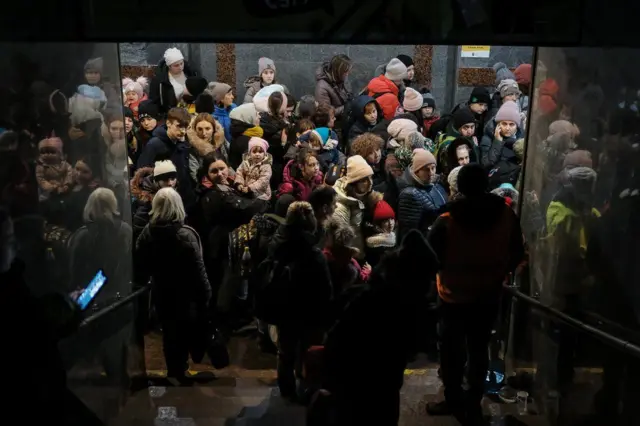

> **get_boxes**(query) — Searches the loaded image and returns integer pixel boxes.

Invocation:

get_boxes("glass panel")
[0,42,143,424]
[516,46,640,425]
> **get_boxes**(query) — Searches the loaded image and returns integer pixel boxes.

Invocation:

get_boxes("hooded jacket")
[235,153,273,201]
[277,159,324,201]
[366,75,400,121]
[397,168,448,240]
[445,138,479,176]
[480,118,524,189]
[148,58,197,115]
[347,95,384,146]
[428,194,525,304]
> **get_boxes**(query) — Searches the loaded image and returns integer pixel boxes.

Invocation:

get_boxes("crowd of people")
[2,44,638,426]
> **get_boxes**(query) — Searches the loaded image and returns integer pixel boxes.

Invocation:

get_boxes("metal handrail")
[504,285,640,359]
[79,284,151,328]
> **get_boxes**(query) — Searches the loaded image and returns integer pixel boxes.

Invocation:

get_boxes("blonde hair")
[150,187,186,224]
[83,187,119,222]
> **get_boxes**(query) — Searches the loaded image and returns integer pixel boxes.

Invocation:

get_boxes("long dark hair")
[197,152,227,183]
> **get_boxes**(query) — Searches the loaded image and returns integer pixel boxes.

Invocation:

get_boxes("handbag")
[190,318,230,369]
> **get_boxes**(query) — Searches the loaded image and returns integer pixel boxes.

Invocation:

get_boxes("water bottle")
[238,246,251,300]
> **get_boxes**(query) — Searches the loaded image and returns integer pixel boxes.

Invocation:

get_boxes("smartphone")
[76,270,107,310]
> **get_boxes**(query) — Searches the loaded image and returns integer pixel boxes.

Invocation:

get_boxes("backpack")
[253,257,298,325]
[427,113,453,142]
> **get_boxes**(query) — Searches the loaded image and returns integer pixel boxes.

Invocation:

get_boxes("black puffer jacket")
[135,221,211,317]
[228,119,253,170]
[148,58,197,115]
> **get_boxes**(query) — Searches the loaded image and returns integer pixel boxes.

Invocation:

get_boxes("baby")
[36,137,74,201]
[122,77,149,119]
[235,137,273,201]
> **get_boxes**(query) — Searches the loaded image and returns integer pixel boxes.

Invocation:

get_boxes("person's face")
[353,177,372,195]
[140,116,157,131]
[39,146,61,163]
[456,146,470,166]
[109,120,125,140]
[285,106,294,121]
[208,160,229,184]
[262,69,275,85]
[380,218,395,233]
[469,103,487,114]
[366,149,382,166]
[302,156,320,180]
[503,93,519,103]
[195,120,214,141]
[158,178,177,189]
[125,91,139,104]
[124,117,134,133]
[499,120,518,138]
[85,71,101,85]
[421,106,434,118]
[322,198,338,219]
[166,119,187,141]
[74,161,93,184]
[169,60,184,75]
[223,91,235,107]
[250,146,266,163]
[364,104,378,124]
[416,163,437,183]
[459,123,476,137]
[406,65,415,81]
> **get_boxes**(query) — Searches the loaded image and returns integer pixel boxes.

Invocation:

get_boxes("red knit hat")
[373,200,395,222]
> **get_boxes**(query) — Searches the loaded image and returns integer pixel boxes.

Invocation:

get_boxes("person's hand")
[281,128,288,145]
[494,126,503,142]
[472,136,479,146]
[362,263,372,274]
[69,288,83,302]
[68,127,85,140]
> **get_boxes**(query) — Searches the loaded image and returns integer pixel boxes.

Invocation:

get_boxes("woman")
[277,148,324,202]
[315,54,353,121]
[259,92,289,189]
[148,47,198,115]
[67,188,133,384]
[135,187,212,380]
[64,157,102,232]
[332,155,383,259]
[228,103,263,170]
[186,113,227,182]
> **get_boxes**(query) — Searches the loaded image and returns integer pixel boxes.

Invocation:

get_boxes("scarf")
[243,126,264,138]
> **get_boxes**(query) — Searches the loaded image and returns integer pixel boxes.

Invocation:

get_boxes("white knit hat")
[384,58,408,83]
[163,48,184,66]
[346,155,374,185]
[153,160,177,181]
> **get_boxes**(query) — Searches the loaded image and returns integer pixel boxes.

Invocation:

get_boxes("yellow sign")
[461,46,491,58]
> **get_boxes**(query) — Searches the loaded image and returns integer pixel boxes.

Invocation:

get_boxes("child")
[122,76,149,119]
[420,89,440,136]
[235,137,273,201]
[299,127,344,173]
[35,137,74,201]
[365,200,397,267]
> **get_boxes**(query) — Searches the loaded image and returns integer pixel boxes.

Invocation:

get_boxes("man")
[137,107,195,211]
[308,186,338,247]
[426,164,525,424]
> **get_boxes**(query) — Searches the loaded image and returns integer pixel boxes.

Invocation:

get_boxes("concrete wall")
[234,44,414,102]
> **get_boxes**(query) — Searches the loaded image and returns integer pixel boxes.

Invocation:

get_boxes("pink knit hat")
[403,87,423,112]
[38,137,64,153]
[495,101,521,126]
[248,137,269,153]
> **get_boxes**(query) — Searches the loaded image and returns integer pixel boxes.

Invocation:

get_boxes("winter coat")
[266,225,333,327]
[130,166,158,239]
[186,116,228,182]
[243,77,289,104]
[259,112,288,188]
[135,221,212,317]
[35,160,74,194]
[445,137,479,176]
[277,159,324,201]
[365,231,397,268]
[213,104,236,143]
[315,63,352,117]
[347,95,385,150]
[397,168,448,240]
[428,194,525,304]
[332,177,383,258]
[235,153,273,201]
[366,75,400,120]
[228,119,255,170]
[137,125,196,211]
[480,119,523,189]
[148,59,197,115]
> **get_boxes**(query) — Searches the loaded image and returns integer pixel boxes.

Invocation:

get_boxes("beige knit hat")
[208,82,232,102]
[411,148,436,173]
[346,155,374,184]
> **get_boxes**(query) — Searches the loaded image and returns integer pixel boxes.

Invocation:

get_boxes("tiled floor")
[105,333,550,425]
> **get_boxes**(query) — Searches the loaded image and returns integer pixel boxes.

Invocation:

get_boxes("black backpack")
[427,113,453,142]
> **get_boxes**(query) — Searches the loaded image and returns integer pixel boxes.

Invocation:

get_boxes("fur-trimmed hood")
[130,167,157,203]
[187,116,226,157]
